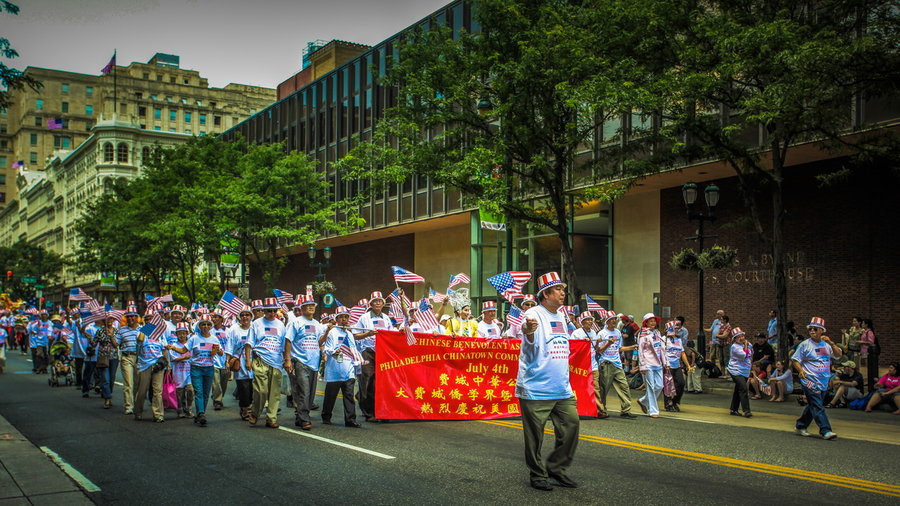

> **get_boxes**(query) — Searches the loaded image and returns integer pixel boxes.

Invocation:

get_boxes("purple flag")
[101,51,116,75]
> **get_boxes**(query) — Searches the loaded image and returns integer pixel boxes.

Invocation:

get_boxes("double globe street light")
[681,181,720,356]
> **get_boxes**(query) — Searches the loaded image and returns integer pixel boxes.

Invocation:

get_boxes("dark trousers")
[288,360,317,423]
[81,361,96,394]
[797,384,832,435]
[665,368,686,406]
[357,349,376,418]
[322,379,357,424]
[520,397,580,482]
[730,374,750,413]
[108,358,119,394]
[74,357,84,386]
[235,379,253,408]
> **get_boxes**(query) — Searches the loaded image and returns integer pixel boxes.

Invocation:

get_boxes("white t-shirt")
[247,317,287,369]
[357,312,392,351]
[286,316,325,370]
[515,305,574,400]
[597,327,624,369]
[477,320,503,339]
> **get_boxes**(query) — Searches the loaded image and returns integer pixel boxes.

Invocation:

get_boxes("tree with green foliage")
[0,1,41,109]
[652,0,900,359]
[0,240,66,301]
[337,0,664,301]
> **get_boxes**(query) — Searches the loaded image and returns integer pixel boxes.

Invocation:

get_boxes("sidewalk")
[0,414,94,505]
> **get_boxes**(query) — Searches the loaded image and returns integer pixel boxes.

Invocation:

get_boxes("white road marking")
[115,382,123,386]
[278,426,396,459]
[660,415,716,424]
[39,446,101,492]
[26,359,33,362]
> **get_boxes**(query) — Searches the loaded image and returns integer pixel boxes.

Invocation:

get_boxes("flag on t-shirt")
[549,320,565,334]
[392,266,425,284]
[68,288,91,301]
[217,290,246,318]
[487,271,532,303]
[447,272,470,289]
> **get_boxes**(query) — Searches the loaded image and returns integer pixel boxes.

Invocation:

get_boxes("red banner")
[374,331,597,420]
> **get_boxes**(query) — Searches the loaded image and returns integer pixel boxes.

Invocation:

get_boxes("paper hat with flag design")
[198,314,212,322]
[604,310,619,323]
[319,312,332,321]
[578,311,594,324]
[521,294,536,303]
[665,320,677,331]
[369,291,385,303]
[251,299,263,310]
[125,305,139,316]
[334,306,351,316]
[211,308,226,318]
[806,317,826,331]
[239,305,252,315]
[536,272,565,296]
[731,327,745,338]
[170,305,187,314]
[296,294,316,306]
[262,297,279,309]
[641,312,661,325]
[482,300,497,312]
[144,309,156,317]
[176,322,191,332]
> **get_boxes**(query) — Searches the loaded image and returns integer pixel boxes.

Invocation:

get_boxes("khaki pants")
[212,367,230,405]
[133,368,164,420]
[251,357,282,423]
[599,362,633,415]
[592,370,606,414]
[520,397,580,482]
[686,365,703,392]
[119,354,137,411]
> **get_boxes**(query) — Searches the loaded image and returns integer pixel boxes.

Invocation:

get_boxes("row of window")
[133,92,213,108]
[139,73,194,85]
[58,84,94,96]
[144,107,213,125]
[35,100,93,116]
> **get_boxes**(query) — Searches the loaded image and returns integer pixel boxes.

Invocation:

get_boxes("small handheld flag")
[447,273,470,289]
[487,271,532,303]
[392,266,425,284]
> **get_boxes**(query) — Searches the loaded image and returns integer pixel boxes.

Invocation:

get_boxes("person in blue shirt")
[321,306,361,428]
[767,310,780,354]
[286,295,331,430]
[791,317,842,440]
[244,298,292,428]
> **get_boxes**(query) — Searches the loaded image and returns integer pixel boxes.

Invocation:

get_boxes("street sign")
[34,284,45,289]
[21,277,36,283]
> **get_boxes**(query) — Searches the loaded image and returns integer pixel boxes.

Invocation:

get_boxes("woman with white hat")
[727,327,753,418]
[636,313,665,418]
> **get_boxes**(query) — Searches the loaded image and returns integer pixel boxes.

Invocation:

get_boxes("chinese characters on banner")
[374,331,597,420]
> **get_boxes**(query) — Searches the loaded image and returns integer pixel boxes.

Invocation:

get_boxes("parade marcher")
[79,318,99,398]
[29,310,53,374]
[354,291,391,422]
[170,314,223,426]
[115,305,141,415]
[663,319,691,412]
[245,298,291,428]
[68,310,86,387]
[636,313,665,418]
[169,323,194,419]
[210,309,230,411]
[286,295,329,430]
[0,321,6,374]
[321,306,361,428]
[792,317,841,439]
[596,311,637,419]
[727,327,753,418]
[226,306,254,420]
[518,272,580,491]
[570,311,604,417]
[446,302,479,338]
[133,314,168,423]
[477,301,503,338]
[250,300,265,321]
[91,316,119,409]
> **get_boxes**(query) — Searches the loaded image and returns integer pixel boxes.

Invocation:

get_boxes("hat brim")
[806,324,826,331]
[537,281,567,296]
[642,316,661,325]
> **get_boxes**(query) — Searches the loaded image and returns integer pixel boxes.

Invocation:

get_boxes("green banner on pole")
[479,208,506,231]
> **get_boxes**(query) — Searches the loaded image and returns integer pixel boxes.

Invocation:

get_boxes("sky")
[2,0,453,89]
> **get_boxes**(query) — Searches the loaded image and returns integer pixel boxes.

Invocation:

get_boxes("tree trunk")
[772,168,790,362]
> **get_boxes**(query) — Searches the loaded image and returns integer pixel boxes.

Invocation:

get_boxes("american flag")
[487,271,532,303]
[506,305,523,330]
[139,313,167,342]
[80,298,101,312]
[12,160,24,169]
[447,272,470,289]
[585,294,604,314]
[306,285,313,298]
[403,322,417,345]
[25,307,39,316]
[273,288,293,314]
[104,304,126,322]
[101,51,116,74]
[549,320,565,333]
[428,288,446,304]
[392,266,425,284]
[80,308,104,325]
[416,297,440,331]
[68,288,91,301]
[218,290,246,318]
[339,336,364,364]
[348,301,368,326]
[145,293,173,310]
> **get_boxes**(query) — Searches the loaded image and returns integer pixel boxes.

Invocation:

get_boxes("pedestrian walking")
[571,311,604,417]
[637,313,665,418]
[792,317,842,439]
[354,292,391,422]
[245,298,291,428]
[210,309,231,411]
[169,323,194,419]
[321,306,361,428]
[226,306,254,421]
[170,314,223,426]
[115,306,141,415]
[133,316,168,423]
[286,295,328,430]
[663,319,690,412]
[727,328,752,418]
[517,272,580,491]
[596,310,637,419]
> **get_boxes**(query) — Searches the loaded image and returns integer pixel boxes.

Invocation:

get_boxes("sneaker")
[620,412,637,419]
[124,408,133,415]
[596,411,610,419]
[729,410,740,416]
[638,400,648,414]
[795,428,811,437]
[198,413,207,426]
[742,412,752,418]
[822,431,837,440]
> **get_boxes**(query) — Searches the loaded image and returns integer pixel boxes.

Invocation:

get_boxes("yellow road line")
[480,419,900,498]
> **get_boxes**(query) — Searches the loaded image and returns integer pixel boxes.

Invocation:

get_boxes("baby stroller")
[48,342,74,387]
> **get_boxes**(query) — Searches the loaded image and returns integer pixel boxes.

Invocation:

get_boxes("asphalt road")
[1,351,898,505]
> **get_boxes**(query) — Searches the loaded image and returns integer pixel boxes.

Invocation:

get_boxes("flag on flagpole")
[12,160,24,169]
[81,298,101,312]
[403,321,417,345]
[101,51,116,74]
[584,294,604,314]
[487,271,532,303]
[348,300,368,326]
[428,288,446,304]
[447,273,470,289]
[47,118,63,129]
[68,288,91,301]
[139,313,166,342]
[218,290,246,317]
[391,266,425,284]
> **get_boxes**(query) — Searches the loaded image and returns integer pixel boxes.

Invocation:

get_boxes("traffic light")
[5,270,11,281]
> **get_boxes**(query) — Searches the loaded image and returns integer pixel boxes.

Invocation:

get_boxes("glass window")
[85,120,92,130]
[185,128,192,135]
[0,192,5,203]
[184,111,192,123]
[142,72,150,80]
[30,152,38,163]
[139,106,146,116]
[169,110,176,121]
[214,115,221,126]
[35,117,41,126]
[0,156,6,168]
[30,133,37,145]
[86,86,93,96]
[154,126,161,131]
[154,108,161,119]
[150,94,158,101]
[61,83,69,93]
[170,76,176,84]
[199,114,206,125]
[103,143,114,162]
[0,174,5,184]
[35,99,44,110]
[169,128,176,132]
[61,102,69,113]
[85,105,93,116]
[0,107,6,117]
[53,136,71,149]
[117,143,128,163]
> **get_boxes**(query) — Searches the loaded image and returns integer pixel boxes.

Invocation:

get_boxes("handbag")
[663,369,676,397]
[96,354,110,368]
[227,355,242,372]
[162,370,179,410]
[151,356,168,373]
[848,342,861,352]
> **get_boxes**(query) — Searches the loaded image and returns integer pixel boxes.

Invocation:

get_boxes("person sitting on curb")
[826,360,864,408]
[865,362,900,415]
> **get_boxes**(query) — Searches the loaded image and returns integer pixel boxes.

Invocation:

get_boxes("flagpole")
[112,49,117,118]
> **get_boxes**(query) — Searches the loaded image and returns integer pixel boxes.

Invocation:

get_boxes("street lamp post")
[682,182,720,357]
[308,246,332,282]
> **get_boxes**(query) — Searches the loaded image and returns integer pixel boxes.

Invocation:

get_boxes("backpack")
[703,362,722,379]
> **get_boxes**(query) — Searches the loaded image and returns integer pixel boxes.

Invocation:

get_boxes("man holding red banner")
[519,272,580,492]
